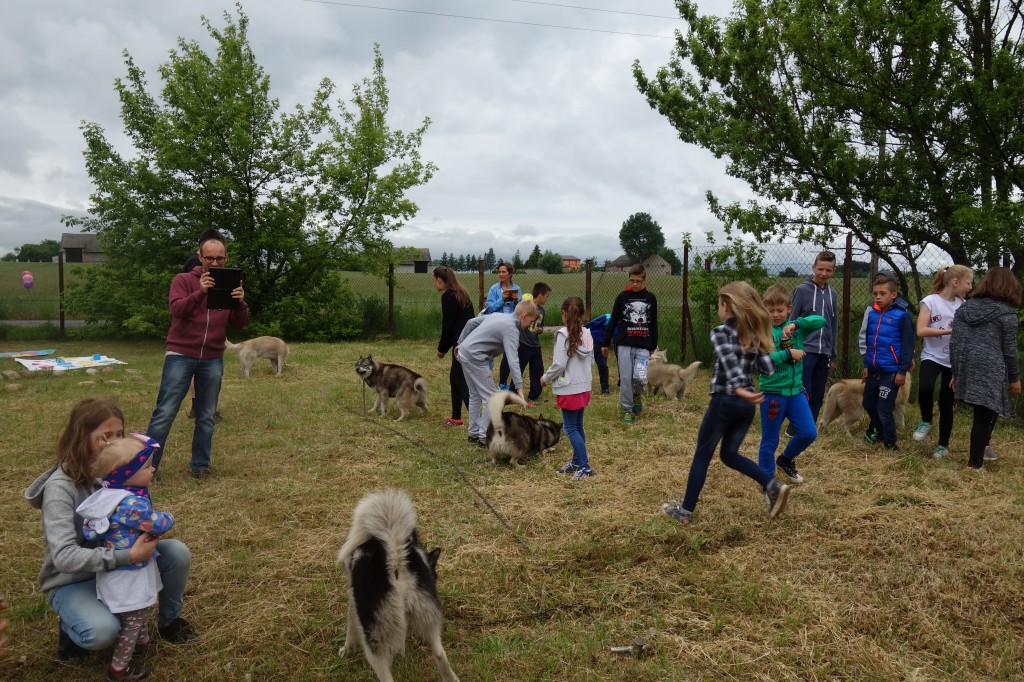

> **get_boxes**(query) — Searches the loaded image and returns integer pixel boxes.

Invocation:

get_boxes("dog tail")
[679,361,701,381]
[414,376,428,397]
[488,390,527,437]
[224,339,240,352]
[338,489,417,567]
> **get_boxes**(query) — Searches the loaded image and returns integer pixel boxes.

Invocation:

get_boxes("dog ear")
[426,547,441,572]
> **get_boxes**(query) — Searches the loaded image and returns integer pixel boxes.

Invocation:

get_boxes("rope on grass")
[352,384,552,574]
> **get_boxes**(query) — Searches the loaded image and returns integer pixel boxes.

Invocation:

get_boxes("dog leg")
[363,648,397,682]
[426,631,460,682]
[340,605,361,657]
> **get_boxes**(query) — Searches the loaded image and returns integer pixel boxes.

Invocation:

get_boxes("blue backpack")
[584,313,611,344]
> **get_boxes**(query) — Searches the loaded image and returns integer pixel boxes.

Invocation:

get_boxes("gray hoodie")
[541,327,595,395]
[789,277,839,358]
[458,313,524,388]
[24,464,132,598]
[950,297,1020,417]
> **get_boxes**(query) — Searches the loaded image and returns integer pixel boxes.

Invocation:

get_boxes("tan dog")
[646,348,701,400]
[225,336,289,378]
[817,373,912,435]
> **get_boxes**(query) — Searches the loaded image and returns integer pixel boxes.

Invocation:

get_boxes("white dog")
[646,349,701,400]
[224,336,289,378]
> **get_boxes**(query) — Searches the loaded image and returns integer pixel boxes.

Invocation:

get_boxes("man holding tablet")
[146,230,248,477]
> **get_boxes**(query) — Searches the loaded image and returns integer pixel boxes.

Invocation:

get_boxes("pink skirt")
[556,391,591,410]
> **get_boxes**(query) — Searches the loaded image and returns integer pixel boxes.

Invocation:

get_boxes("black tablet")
[207,267,241,310]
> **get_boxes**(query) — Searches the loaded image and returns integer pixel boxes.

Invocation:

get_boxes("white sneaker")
[912,421,932,441]
[984,446,998,462]
[932,445,949,459]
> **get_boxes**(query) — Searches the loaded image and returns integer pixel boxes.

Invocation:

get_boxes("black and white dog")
[485,391,561,466]
[338,489,459,682]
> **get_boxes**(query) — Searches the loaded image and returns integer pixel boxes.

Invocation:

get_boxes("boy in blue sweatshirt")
[757,284,825,483]
[584,313,612,394]
[858,273,914,449]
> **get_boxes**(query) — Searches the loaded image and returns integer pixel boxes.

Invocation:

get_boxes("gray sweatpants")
[616,346,647,412]
[459,358,496,440]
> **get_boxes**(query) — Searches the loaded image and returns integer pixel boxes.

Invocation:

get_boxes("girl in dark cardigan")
[433,266,475,426]
[950,267,1021,470]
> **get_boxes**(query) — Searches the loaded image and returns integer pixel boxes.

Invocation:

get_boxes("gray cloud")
[0,0,742,264]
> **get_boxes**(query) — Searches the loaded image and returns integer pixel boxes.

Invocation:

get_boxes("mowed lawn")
[2,338,1022,681]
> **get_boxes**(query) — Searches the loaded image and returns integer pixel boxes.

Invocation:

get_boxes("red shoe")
[444,418,464,426]
[526,401,534,407]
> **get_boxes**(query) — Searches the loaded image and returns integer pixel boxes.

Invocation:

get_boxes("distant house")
[561,255,582,272]
[60,233,106,263]
[604,255,634,273]
[604,253,672,276]
[393,247,431,274]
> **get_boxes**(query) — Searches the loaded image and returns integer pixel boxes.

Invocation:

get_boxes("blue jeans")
[147,354,223,471]
[801,353,831,422]
[560,407,589,469]
[49,539,191,650]
[863,371,899,446]
[758,392,817,476]
[681,394,772,513]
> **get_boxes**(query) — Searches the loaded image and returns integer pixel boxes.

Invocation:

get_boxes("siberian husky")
[485,391,561,467]
[354,356,428,421]
[338,489,459,682]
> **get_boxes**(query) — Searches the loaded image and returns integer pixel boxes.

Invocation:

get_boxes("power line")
[300,0,675,39]
[509,0,680,21]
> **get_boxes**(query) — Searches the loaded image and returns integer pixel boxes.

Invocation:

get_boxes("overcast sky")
[0,0,746,263]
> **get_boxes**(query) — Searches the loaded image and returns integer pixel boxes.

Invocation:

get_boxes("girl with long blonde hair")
[663,282,790,524]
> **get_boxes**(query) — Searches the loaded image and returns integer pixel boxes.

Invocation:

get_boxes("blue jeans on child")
[147,354,224,472]
[560,407,589,470]
[863,370,899,446]
[681,394,772,513]
[758,391,817,476]
[49,539,191,650]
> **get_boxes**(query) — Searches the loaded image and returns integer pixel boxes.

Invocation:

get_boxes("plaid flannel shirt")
[708,319,774,395]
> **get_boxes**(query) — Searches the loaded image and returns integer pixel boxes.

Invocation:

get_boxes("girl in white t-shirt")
[914,265,974,458]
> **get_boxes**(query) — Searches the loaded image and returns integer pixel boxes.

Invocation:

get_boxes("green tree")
[484,248,497,271]
[538,249,564,274]
[5,240,61,262]
[634,1,1024,280]
[511,249,523,271]
[524,244,541,268]
[65,5,435,339]
[779,266,799,278]
[619,212,666,262]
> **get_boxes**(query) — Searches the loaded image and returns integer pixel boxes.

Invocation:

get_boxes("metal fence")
[0,252,71,334]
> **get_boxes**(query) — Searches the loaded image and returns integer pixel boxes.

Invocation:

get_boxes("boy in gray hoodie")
[457,299,539,446]
[789,250,839,424]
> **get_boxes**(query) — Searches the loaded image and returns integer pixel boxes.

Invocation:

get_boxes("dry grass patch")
[1,338,1022,681]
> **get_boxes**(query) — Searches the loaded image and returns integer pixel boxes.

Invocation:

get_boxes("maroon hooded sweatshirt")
[166,267,249,358]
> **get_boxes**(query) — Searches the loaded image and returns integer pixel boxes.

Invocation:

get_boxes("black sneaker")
[764,479,791,519]
[158,617,198,644]
[775,456,804,484]
[107,659,150,681]
[882,442,898,451]
[58,624,88,662]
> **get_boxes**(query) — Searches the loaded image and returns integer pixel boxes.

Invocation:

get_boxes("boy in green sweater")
[757,284,826,483]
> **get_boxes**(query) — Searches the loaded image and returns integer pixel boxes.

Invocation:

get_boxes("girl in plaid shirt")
[663,282,792,525]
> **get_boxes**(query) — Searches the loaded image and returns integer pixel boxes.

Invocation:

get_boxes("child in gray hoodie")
[541,297,596,479]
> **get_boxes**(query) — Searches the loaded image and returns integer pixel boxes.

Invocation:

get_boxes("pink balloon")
[23,271,34,289]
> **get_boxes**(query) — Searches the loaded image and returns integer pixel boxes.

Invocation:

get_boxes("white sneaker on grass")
[912,421,932,441]
[984,446,998,462]
[932,445,949,459]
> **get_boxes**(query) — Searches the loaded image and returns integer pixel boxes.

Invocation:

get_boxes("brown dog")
[817,373,912,435]
[225,336,289,377]
[646,349,701,400]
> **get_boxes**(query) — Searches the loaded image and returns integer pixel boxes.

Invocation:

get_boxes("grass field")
[2,337,1022,681]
